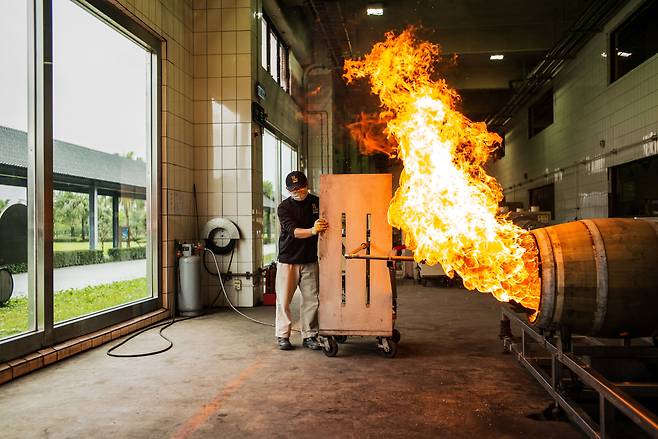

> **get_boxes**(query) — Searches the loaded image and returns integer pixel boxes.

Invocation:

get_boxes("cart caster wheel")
[323,336,338,357]
[392,329,401,343]
[335,335,348,344]
[378,337,398,358]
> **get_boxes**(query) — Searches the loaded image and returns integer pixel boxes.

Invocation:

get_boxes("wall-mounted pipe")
[307,110,329,173]
[302,64,332,180]
[500,133,658,192]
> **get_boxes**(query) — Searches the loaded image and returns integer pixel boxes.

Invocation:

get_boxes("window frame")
[262,128,299,264]
[0,0,162,363]
[261,14,291,93]
[609,0,658,84]
[528,88,554,139]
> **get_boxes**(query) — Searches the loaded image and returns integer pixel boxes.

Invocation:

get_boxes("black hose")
[107,250,192,358]
[106,317,190,358]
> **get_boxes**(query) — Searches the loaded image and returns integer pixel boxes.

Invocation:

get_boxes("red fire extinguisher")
[262,262,277,305]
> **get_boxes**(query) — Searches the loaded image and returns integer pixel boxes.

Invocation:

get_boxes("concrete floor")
[0,280,583,439]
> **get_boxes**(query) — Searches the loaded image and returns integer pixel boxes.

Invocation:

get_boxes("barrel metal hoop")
[544,226,565,328]
[530,228,556,329]
[581,219,608,335]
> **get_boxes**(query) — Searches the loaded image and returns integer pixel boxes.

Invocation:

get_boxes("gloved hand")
[311,218,329,235]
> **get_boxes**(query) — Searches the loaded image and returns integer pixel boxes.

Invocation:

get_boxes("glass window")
[260,18,268,71]
[261,14,290,94]
[610,0,658,82]
[0,0,32,340]
[279,40,287,90]
[528,89,553,138]
[280,143,293,196]
[610,155,658,217]
[262,131,298,265]
[262,130,279,265]
[52,0,153,323]
[291,149,298,170]
[269,31,279,83]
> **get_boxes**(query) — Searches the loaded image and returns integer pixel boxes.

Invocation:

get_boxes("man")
[275,171,328,350]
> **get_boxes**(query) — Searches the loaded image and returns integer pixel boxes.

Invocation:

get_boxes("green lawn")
[0,277,148,339]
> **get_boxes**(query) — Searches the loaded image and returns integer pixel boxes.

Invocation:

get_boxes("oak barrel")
[530,218,658,338]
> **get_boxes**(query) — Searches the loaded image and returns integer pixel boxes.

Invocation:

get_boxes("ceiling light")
[490,54,504,61]
[617,51,632,57]
[367,3,384,15]
[601,52,607,58]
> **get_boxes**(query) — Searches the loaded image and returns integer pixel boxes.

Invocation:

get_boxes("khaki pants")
[275,262,319,339]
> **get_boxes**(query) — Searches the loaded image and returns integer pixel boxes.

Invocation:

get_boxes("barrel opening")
[527,231,544,326]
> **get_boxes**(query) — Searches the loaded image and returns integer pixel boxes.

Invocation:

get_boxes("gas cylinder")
[178,244,202,316]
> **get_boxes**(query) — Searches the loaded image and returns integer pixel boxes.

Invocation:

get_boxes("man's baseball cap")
[285,171,308,191]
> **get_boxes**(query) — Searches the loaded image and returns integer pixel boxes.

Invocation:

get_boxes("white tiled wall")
[112,0,196,309]
[193,0,259,307]
[112,0,319,309]
[489,0,658,223]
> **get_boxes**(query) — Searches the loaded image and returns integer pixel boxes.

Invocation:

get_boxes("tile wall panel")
[193,0,258,306]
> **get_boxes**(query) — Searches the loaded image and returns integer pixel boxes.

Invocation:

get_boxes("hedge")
[5,263,27,274]
[108,247,146,262]
[56,249,104,268]
[6,249,105,274]
[5,247,146,274]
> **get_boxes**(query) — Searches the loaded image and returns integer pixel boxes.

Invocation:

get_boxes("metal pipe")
[345,254,417,262]
[502,133,658,191]
[302,64,331,182]
[307,0,340,67]
[335,1,353,58]
[503,306,658,437]
[307,110,329,173]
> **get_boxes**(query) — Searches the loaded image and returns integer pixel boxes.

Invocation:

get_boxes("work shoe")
[302,337,322,350]
[277,337,293,350]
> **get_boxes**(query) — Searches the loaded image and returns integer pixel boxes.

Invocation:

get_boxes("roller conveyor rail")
[500,306,658,439]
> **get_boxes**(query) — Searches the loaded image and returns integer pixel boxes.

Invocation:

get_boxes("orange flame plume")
[346,112,398,156]
[344,29,541,315]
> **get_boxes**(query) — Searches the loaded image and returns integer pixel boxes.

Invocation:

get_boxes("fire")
[346,112,397,156]
[344,29,541,314]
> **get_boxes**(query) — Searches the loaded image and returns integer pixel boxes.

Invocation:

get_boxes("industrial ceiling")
[276,0,628,127]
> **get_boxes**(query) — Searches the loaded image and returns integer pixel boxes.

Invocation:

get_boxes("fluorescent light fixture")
[489,54,504,60]
[367,3,384,15]
[617,51,632,57]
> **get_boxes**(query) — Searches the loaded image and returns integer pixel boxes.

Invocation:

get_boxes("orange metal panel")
[318,174,392,335]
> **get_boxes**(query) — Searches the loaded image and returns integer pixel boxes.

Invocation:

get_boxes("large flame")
[344,29,540,314]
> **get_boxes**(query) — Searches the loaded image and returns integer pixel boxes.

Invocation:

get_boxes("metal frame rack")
[500,306,658,438]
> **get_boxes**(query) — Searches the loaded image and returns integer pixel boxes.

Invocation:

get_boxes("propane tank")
[178,243,202,316]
